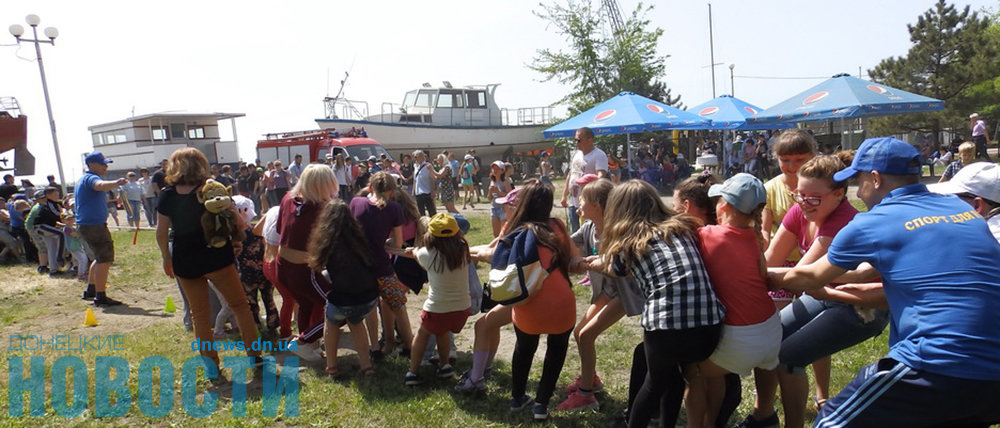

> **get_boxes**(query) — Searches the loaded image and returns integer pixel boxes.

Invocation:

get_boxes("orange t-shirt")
[697,224,775,326]
[512,220,577,335]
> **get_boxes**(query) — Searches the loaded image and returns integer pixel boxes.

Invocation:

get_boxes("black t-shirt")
[151,169,167,191]
[0,183,17,200]
[157,186,235,279]
[325,238,379,306]
[237,173,253,194]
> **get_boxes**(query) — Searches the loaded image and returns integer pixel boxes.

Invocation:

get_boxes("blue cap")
[708,173,766,215]
[451,213,471,234]
[833,137,920,182]
[84,152,113,165]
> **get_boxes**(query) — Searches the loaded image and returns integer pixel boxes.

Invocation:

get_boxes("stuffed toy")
[198,178,245,248]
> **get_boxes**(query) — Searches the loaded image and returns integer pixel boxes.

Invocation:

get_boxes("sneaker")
[82,290,95,300]
[94,296,123,306]
[532,402,549,421]
[564,374,603,394]
[404,372,424,386]
[454,371,486,393]
[509,394,533,412]
[289,338,323,362]
[556,390,599,411]
[436,364,456,378]
[731,413,780,428]
[37,266,49,274]
[76,275,87,282]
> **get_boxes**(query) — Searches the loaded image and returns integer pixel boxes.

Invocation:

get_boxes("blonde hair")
[166,148,211,186]
[290,164,337,204]
[959,141,976,158]
[368,171,397,208]
[600,180,700,272]
[771,129,817,157]
[414,216,430,247]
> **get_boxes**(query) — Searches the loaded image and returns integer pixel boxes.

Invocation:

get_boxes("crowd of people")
[2,122,1000,427]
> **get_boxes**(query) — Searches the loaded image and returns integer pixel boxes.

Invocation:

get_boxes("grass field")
[0,200,891,427]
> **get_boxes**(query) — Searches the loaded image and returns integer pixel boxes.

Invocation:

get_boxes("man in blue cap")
[769,137,1000,427]
[76,152,127,306]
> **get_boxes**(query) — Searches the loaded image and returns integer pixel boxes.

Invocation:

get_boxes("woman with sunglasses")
[739,155,888,428]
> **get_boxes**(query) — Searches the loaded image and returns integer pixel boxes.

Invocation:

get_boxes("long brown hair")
[422,231,471,272]
[675,174,720,225]
[368,171,397,208]
[165,148,211,186]
[601,180,700,272]
[308,199,371,271]
[391,188,420,223]
[504,181,569,273]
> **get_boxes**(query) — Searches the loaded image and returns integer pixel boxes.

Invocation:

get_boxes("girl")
[155,148,261,370]
[743,156,888,428]
[233,195,278,335]
[461,155,477,209]
[397,213,472,385]
[351,171,414,357]
[488,160,512,237]
[275,164,339,361]
[558,178,644,412]
[333,153,353,200]
[591,180,725,428]
[685,173,782,428]
[431,154,458,213]
[672,174,720,225]
[253,204,296,342]
[308,199,378,377]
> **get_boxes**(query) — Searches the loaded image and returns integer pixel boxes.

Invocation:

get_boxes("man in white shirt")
[561,127,608,232]
[412,150,437,217]
[288,154,304,184]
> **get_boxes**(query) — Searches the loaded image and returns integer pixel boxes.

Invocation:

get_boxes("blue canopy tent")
[687,95,795,174]
[543,91,707,170]
[747,73,945,148]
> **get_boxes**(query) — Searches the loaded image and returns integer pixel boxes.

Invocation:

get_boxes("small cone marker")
[164,297,176,313]
[84,308,99,326]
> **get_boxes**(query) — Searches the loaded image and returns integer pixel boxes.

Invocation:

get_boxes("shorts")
[78,224,114,263]
[326,299,377,326]
[420,308,471,336]
[377,274,408,309]
[708,312,782,376]
[490,203,507,221]
[27,228,47,252]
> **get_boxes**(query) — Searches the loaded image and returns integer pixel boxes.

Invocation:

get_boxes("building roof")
[88,112,245,130]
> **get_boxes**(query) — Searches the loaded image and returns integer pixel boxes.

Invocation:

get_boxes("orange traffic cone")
[84,308,99,327]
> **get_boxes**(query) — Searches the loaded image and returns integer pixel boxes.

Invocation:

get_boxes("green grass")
[0,207,892,427]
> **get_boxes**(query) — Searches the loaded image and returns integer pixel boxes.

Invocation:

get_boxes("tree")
[530,0,680,116]
[868,0,999,143]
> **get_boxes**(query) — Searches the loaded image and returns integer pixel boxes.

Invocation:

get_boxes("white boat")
[315,82,553,160]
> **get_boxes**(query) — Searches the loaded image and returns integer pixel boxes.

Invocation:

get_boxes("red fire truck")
[255,128,391,166]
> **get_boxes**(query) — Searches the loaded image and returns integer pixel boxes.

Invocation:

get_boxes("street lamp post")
[729,64,735,96]
[9,15,65,193]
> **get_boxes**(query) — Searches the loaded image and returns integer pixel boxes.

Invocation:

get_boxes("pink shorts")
[420,308,471,336]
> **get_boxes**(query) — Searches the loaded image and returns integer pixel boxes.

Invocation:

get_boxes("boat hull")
[315,118,553,160]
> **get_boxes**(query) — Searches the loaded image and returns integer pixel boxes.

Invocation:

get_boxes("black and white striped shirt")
[616,234,725,331]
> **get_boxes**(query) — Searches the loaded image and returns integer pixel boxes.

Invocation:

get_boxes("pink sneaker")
[564,374,603,394]
[556,390,599,411]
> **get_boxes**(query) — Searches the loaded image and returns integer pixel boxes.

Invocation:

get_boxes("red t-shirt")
[697,225,775,326]
[781,199,858,255]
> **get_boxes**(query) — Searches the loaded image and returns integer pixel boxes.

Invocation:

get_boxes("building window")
[188,127,205,139]
[170,123,186,139]
[152,127,168,141]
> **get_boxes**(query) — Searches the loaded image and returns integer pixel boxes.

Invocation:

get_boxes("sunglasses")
[794,190,836,207]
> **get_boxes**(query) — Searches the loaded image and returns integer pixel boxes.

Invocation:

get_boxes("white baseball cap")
[928,162,1000,203]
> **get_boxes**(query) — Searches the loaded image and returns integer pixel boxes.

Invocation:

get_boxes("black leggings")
[628,324,721,428]
[511,326,572,406]
[415,193,437,217]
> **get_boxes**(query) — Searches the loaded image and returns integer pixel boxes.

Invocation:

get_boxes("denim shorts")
[777,295,889,374]
[325,299,377,325]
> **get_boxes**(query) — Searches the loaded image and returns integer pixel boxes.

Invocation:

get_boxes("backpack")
[486,225,556,306]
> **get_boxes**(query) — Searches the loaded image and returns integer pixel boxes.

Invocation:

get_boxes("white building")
[87,112,244,173]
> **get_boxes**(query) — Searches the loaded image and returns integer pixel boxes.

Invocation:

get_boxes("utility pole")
[708,3,717,98]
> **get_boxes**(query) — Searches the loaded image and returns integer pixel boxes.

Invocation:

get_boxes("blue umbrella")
[747,73,944,125]
[686,95,794,130]
[542,91,707,138]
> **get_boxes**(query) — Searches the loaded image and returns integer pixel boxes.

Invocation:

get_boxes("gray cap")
[708,173,766,215]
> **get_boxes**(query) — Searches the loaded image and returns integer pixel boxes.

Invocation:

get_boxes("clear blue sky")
[1,0,994,182]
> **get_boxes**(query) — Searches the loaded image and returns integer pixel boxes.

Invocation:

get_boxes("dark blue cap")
[84,152,113,165]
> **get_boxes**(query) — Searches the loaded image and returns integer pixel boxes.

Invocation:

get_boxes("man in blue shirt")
[75,152,127,306]
[770,137,1000,427]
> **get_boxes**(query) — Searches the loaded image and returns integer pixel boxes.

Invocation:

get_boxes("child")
[488,160,512,237]
[940,141,976,182]
[308,199,379,377]
[62,213,89,282]
[398,213,472,385]
[233,195,278,335]
[686,173,781,428]
[589,180,725,428]
[461,155,477,209]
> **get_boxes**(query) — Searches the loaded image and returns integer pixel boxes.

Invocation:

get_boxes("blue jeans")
[777,295,889,374]
[567,205,580,233]
[126,199,142,224]
[142,196,157,226]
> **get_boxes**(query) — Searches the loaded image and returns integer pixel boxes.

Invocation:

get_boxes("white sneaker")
[290,338,323,362]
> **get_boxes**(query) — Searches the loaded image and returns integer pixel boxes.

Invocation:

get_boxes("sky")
[1,0,995,183]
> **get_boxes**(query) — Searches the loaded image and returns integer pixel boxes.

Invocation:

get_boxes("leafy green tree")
[531,0,681,116]
[868,0,998,143]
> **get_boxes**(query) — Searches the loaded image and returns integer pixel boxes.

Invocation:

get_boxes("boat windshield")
[403,91,417,107]
[404,90,436,108]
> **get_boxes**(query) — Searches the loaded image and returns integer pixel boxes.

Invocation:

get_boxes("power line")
[735,74,870,80]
